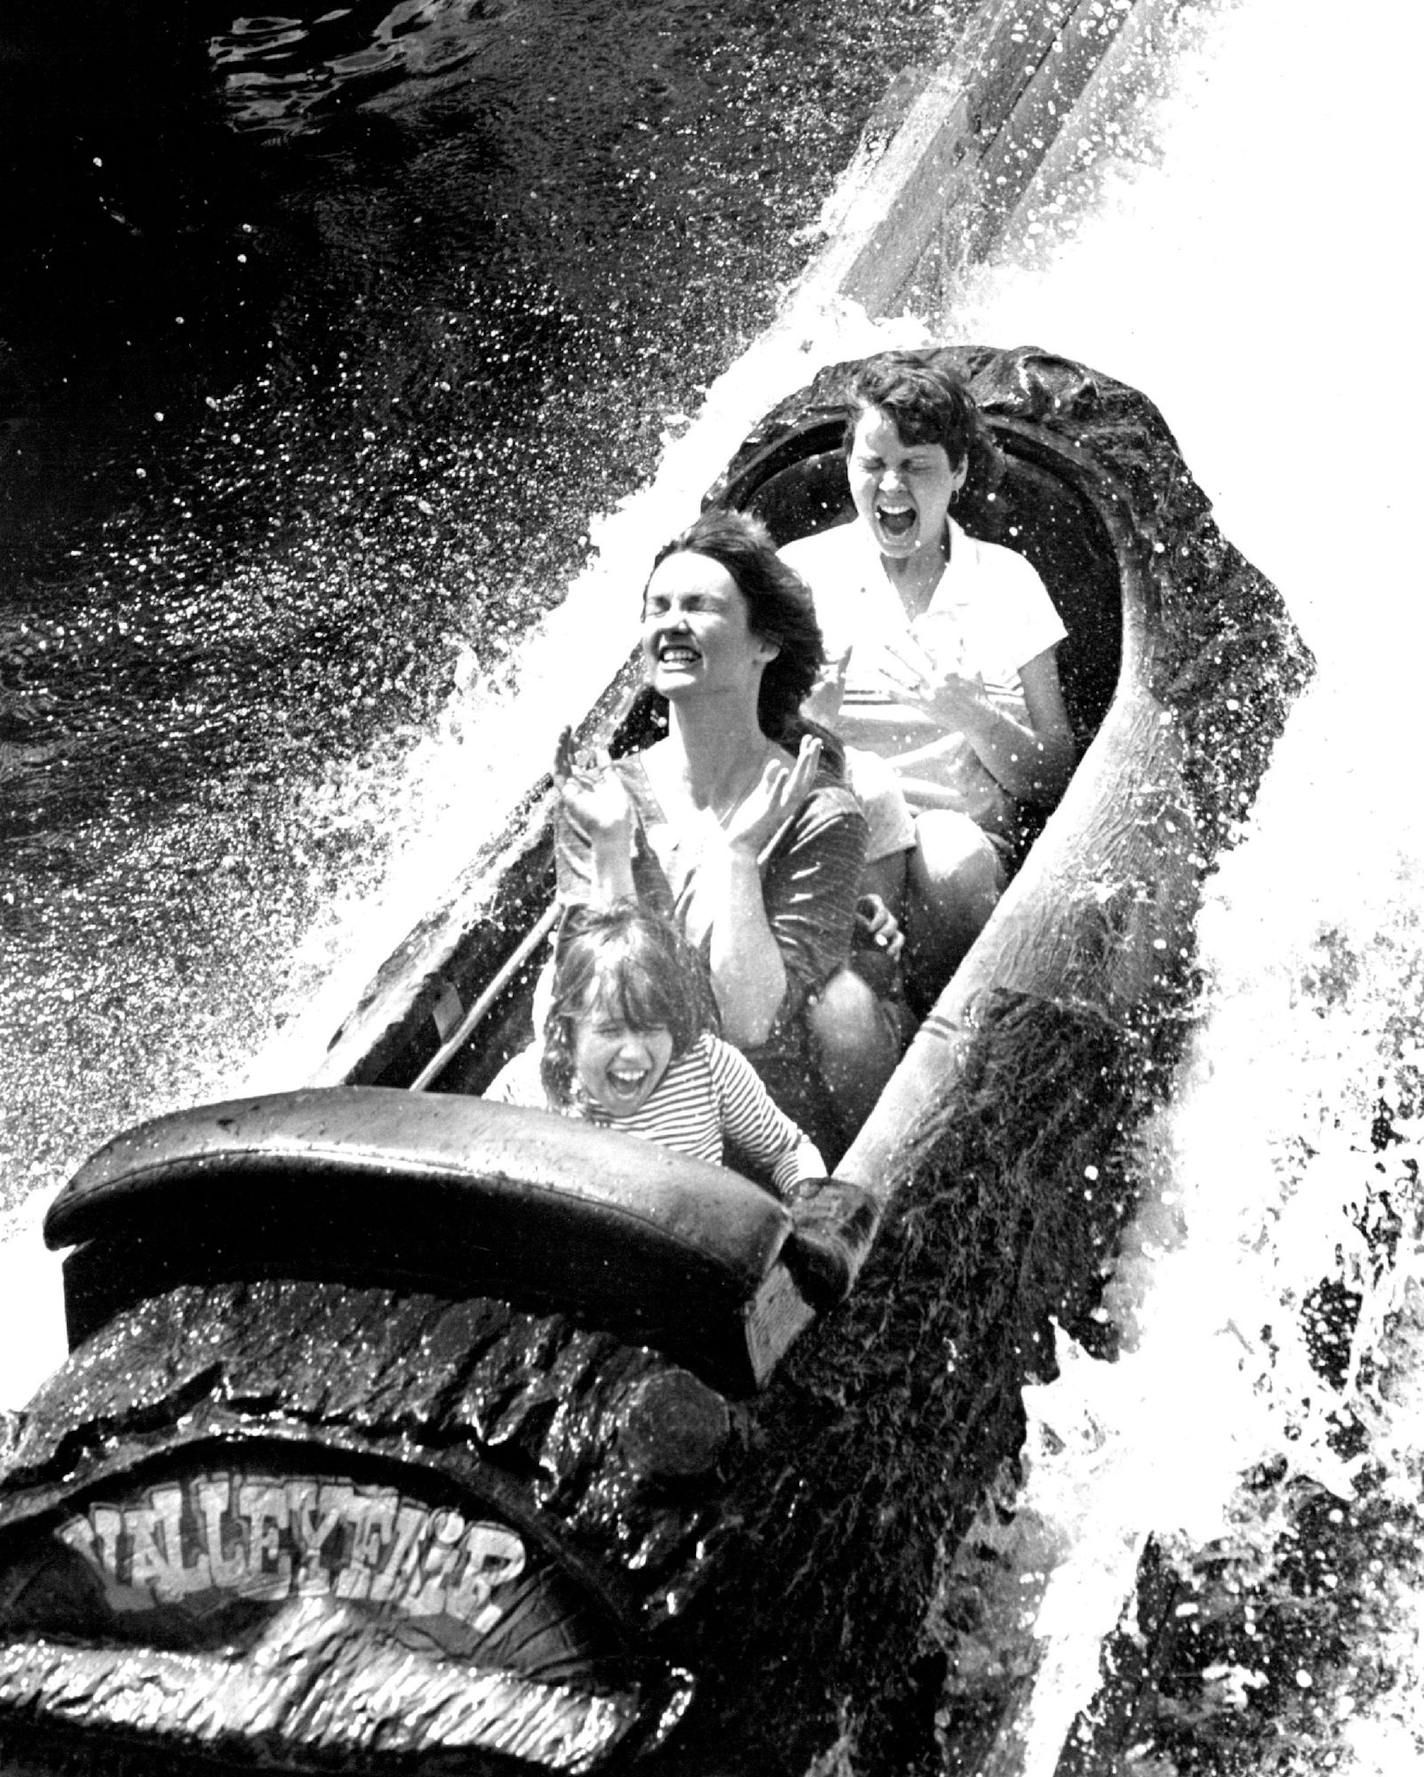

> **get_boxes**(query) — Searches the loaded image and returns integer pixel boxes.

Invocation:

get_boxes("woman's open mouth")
[876,503,917,540]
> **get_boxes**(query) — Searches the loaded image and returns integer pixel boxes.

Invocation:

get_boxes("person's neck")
[879,519,953,617]
[662,697,778,814]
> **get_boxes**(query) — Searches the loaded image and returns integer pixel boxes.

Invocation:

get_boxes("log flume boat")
[0,345,1310,1777]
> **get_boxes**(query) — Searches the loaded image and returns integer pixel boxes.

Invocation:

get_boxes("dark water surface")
[0,0,972,1211]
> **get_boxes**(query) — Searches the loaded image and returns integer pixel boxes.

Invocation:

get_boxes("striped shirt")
[486,1033,824,1198]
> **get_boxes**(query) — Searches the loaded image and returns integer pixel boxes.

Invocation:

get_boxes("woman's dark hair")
[842,351,1002,501]
[644,506,843,767]
[540,900,716,1107]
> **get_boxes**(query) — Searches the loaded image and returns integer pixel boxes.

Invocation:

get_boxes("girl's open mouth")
[605,1062,652,1103]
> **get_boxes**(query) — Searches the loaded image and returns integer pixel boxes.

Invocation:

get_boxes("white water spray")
[932,0,1424,1766]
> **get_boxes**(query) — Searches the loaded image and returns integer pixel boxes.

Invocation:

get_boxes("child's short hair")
[540,901,716,1107]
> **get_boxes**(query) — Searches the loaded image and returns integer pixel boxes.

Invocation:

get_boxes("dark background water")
[0,0,968,1210]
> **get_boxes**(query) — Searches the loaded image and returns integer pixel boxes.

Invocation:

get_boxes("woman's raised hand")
[722,734,823,859]
[552,727,633,848]
[872,635,987,729]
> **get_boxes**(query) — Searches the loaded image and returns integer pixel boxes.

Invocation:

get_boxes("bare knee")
[903,813,1006,1005]
[808,967,904,1140]
[809,968,891,1063]
[910,812,1004,903]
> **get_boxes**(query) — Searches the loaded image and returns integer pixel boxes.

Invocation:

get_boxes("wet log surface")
[0,1282,726,1773]
[0,1282,728,1629]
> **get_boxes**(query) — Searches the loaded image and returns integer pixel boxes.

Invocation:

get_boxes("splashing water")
[0,0,961,1389]
[927,0,1424,1767]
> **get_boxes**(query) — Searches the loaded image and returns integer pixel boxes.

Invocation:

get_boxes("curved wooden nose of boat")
[43,1085,807,1391]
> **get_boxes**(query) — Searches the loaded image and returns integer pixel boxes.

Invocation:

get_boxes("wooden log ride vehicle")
[0,346,1311,1777]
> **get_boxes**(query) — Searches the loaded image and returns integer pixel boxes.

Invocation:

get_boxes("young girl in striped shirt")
[487,901,824,1198]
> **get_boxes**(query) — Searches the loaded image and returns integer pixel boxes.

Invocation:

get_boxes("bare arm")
[706,1038,826,1198]
[552,728,636,903]
[685,737,824,1047]
[1015,645,1079,804]
[695,844,788,1047]
[879,641,1077,808]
